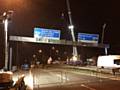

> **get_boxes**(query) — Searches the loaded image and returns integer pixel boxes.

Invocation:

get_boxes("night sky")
[0,0,120,54]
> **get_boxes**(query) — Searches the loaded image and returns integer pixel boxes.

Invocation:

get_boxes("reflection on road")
[12,66,120,90]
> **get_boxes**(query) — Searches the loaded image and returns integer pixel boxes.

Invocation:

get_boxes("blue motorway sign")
[78,33,99,43]
[34,28,60,41]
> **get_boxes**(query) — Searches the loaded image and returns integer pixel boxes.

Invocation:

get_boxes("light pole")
[101,23,108,55]
[66,0,78,57]
[2,11,13,70]
[101,23,106,44]
[4,15,8,70]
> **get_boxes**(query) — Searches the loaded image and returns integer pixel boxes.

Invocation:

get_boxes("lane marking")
[81,84,96,90]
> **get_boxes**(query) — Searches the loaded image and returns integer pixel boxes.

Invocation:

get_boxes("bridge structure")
[9,36,109,48]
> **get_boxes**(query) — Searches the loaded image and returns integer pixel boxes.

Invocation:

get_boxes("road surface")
[13,65,120,90]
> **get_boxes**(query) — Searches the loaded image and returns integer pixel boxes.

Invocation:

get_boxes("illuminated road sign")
[78,33,99,43]
[34,28,61,42]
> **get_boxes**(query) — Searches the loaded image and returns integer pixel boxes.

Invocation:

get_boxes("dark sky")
[0,0,120,54]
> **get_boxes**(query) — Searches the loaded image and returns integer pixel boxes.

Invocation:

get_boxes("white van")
[97,55,120,69]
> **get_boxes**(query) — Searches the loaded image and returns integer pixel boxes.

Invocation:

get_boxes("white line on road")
[81,84,96,90]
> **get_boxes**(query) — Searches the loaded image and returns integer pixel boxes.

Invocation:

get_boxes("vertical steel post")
[4,18,9,70]
[9,47,12,71]
[66,0,78,56]
[101,23,106,44]
[101,23,108,55]
[3,10,13,70]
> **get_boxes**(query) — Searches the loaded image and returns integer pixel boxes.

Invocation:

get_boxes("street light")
[68,25,74,30]
[4,16,9,70]
[66,0,78,57]
[101,23,106,44]
[33,54,36,58]
[38,49,42,53]
[56,50,59,53]
[101,23,108,55]
[1,10,13,70]
[52,46,55,50]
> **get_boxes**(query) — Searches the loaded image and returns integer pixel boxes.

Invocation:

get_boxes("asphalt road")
[13,66,120,90]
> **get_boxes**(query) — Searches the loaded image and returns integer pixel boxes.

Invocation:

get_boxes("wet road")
[13,66,120,90]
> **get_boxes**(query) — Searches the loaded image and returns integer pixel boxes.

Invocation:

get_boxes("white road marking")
[81,84,96,90]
